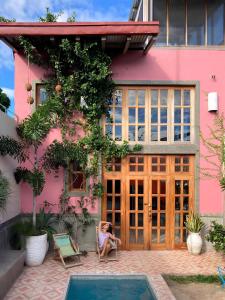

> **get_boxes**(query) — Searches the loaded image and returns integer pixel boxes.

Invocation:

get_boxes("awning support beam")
[143,36,155,54]
[123,36,131,54]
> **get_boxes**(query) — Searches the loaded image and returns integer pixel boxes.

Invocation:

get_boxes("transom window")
[104,87,194,144]
[152,0,225,46]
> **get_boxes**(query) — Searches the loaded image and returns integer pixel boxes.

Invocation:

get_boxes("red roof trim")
[0,21,159,36]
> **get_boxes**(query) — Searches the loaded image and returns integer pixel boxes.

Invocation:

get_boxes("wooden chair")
[53,233,83,268]
[96,226,118,262]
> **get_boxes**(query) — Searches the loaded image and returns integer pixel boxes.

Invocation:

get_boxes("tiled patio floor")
[5,250,224,300]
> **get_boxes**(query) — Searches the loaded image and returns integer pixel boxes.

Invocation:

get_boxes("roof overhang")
[0,21,159,54]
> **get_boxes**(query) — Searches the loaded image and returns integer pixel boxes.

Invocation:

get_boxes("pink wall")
[112,48,225,215]
[14,54,97,214]
[15,48,225,215]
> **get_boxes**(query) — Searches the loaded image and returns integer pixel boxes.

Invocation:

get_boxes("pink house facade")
[0,0,224,251]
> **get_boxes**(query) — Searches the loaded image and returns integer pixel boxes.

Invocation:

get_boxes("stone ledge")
[0,250,25,299]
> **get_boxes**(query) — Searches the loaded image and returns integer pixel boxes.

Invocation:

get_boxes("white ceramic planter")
[187,232,203,255]
[25,232,48,266]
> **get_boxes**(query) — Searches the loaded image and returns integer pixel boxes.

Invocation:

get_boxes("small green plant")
[0,170,10,213]
[185,212,205,233]
[0,88,10,112]
[165,274,220,284]
[206,221,225,254]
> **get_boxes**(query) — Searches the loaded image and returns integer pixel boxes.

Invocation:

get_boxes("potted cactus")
[185,212,205,255]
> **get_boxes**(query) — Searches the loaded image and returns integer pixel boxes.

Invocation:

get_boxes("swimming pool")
[65,275,157,300]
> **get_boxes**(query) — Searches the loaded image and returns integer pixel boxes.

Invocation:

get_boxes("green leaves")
[0,88,10,112]
[185,212,205,233]
[17,112,51,147]
[0,136,27,162]
[206,221,225,254]
[14,167,45,196]
[0,170,10,213]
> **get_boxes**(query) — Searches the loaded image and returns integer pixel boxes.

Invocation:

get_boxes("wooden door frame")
[102,155,195,250]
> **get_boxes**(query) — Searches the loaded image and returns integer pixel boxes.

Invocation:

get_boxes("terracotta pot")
[55,84,62,93]
[25,232,48,266]
[187,232,203,255]
[25,83,32,91]
[27,96,34,105]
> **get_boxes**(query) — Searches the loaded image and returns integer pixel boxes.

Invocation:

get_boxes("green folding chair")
[218,267,225,288]
[53,233,82,268]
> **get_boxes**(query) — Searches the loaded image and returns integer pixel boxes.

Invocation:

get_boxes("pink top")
[99,231,109,249]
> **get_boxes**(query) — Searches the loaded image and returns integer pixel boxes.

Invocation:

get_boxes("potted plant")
[0,111,52,266]
[10,207,56,265]
[185,212,205,255]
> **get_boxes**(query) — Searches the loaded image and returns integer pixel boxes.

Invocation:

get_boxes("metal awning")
[0,21,159,54]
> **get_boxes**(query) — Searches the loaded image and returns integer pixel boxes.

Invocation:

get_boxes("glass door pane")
[105,179,122,238]
[128,179,145,248]
[150,179,167,246]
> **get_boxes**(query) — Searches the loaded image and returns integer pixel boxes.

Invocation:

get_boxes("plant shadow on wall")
[0,9,142,265]
[200,114,225,255]
[0,170,11,215]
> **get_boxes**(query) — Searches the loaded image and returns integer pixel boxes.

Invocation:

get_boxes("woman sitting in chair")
[99,221,121,257]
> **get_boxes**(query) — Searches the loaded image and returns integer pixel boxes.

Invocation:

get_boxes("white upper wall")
[0,111,20,224]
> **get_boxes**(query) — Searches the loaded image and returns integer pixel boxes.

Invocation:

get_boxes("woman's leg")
[100,238,111,257]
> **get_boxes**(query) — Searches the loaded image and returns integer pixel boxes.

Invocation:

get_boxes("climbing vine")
[0,9,142,203]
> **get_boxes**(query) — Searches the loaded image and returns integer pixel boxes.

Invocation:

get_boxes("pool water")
[65,275,157,300]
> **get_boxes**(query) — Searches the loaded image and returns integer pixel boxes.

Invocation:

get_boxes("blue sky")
[0,0,132,111]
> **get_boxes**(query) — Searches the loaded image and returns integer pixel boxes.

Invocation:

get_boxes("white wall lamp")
[208,92,218,112]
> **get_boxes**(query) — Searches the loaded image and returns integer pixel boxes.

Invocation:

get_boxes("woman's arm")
[98,221,103,232]
[108,233,121,245]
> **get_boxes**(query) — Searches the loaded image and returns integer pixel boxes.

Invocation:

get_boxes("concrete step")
[0,250,25,300]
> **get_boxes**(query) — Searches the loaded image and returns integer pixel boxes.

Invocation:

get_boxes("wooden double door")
[102,155,194,250]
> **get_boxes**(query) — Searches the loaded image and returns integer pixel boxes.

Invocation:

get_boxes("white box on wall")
[208,92,218,112]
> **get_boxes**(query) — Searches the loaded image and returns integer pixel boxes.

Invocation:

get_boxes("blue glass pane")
[174,90,181,106]
[151,90,158,105]
[169,0,185,45]
[115,90,122,106]
[40,88,47,103]
[138,90,145,105]
[129,126,136,141]
[174,108,181,123]
[160,108,167,123]
[129,108,136,123]
[138,108,145,123]
[106,108,112,123]
[184,108,190,123]
[160,90,168,105]
[184,126,191,141]
[138,126,145,141]
[106,125,112,138]
[207,1,224,45]
[151,108,158,123]
[151,126,158,141]
[184,90,191,106]
[115,126,122,141]
[128,90,136,106]
[115,107,122,123]
[160,126,167,141]
[187,0,205,45]
[174,126,181,141]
